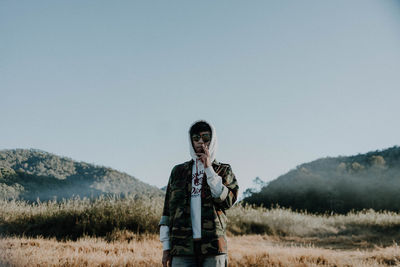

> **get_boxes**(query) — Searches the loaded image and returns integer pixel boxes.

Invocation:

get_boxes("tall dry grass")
[2,196,400,266]
[2,196,400,243]
[0,195,163,239]
[227,204,400,241]
[1,234,400,267]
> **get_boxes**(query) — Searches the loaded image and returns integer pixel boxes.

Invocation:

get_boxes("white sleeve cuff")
[160,225,170,250]
[162,241,171,250]
[205,166,216,178]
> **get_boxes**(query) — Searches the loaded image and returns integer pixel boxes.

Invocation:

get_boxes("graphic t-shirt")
[191,159,203,238]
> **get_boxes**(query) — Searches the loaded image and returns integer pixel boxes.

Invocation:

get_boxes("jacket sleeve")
[159,166,178,251]
[212,164,239,210]
[159,166,176,226]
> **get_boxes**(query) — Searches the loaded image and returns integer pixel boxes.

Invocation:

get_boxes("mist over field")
[2,146,400,214]
[0,149,163,202]
[244,146,400,214]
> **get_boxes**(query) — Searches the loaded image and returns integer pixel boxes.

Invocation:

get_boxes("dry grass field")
[1,234,400,267]
[2,196,400,266]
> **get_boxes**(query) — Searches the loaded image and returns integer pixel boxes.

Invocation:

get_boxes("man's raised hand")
[197,144,211,167]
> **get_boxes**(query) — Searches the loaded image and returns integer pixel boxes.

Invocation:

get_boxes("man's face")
[191,131,211,153]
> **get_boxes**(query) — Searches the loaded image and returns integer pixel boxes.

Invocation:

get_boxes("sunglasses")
[191,133,211,142]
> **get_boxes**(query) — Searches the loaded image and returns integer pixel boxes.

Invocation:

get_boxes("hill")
[244,146,400,213]
[0,149,164,201]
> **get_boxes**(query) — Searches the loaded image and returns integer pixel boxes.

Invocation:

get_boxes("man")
[159,120,239,267]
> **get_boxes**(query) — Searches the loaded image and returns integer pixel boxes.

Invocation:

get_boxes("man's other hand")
[162,249,171,267]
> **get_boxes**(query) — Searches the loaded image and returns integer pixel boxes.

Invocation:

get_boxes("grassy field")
[1,196,400,266]
[1,234,400,266]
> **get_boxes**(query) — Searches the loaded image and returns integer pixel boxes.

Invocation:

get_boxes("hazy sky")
[2,1,400,195]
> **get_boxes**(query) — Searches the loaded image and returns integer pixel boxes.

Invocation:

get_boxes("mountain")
[243,146,400,213]
[0,149,164,201]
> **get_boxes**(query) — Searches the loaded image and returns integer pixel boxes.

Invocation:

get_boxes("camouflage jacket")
[159,159,239,256]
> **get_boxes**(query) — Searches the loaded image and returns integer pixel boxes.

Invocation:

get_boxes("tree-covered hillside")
[0,149,164,201]
[244,146,400,214]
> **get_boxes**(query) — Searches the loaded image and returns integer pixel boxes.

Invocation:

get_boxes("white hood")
[188,120,218,163]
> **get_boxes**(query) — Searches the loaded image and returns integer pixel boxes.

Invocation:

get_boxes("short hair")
[190,121,211,136]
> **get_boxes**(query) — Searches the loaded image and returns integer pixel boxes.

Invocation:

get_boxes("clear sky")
[1,1,400,196]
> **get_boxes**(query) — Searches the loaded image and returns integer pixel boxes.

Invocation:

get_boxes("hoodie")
[160,120,228,250]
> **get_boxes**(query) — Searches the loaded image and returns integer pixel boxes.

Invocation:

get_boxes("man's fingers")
[202,144,207,152]
[164,256,171,267]
[162,250,171,267]
[162,255,171,267]
[202,144,210,156]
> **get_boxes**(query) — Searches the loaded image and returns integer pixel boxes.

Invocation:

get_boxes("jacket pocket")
[214,209,226,233]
